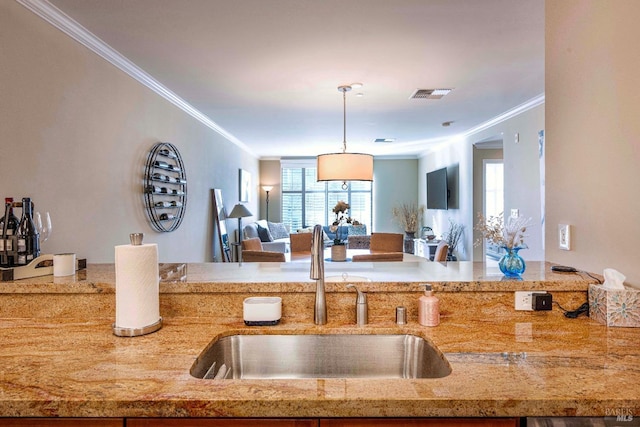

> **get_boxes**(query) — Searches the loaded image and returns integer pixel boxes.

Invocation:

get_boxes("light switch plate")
[559,224,571,250]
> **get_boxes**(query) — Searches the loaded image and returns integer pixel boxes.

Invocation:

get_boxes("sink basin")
[190,334,451,379]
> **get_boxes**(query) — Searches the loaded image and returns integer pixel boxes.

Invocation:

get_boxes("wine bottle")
[16,197,40,265]
[158,148,177,159]
[0,198,19,267]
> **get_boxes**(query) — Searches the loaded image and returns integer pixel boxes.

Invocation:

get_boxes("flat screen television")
[426,167,449,210]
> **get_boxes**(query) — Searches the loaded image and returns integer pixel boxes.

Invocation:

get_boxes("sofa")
[243,220,290,253]
[322,224,368,246]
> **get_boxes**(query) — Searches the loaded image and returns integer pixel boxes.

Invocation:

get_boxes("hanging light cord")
[342,86,347,154]
[339,85,352,189]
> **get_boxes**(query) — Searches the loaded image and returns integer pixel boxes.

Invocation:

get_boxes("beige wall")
[0,1,258,263]
[373,158,419,233]
[546,1,640,285]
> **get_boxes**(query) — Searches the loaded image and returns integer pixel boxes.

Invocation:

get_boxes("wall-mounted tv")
[426,167,449,210]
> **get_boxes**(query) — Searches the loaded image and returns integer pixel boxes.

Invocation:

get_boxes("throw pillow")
[268,221,290,240]
[256,223,274,242]
[297,226,331,243]
[348,224,367,236]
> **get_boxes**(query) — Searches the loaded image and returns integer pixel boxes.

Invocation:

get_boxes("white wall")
[546,1,640,285]
[0,1,258,263]
[419,140,473,260]
[419,104,544,262]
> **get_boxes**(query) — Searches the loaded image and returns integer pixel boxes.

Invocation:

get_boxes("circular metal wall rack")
[144,142,187,232]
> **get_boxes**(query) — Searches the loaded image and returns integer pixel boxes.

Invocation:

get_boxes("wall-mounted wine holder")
[144,142,187,232]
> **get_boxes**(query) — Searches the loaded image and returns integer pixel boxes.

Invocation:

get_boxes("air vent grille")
[410,88,453,100]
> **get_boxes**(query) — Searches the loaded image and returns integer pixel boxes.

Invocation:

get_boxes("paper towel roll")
[53,253,76,277]
[114,243,160,330]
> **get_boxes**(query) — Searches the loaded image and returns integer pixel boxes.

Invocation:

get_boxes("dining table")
[287,248,426,263]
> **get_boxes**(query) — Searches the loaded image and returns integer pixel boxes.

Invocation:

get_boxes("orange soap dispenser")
[418,283,440,327]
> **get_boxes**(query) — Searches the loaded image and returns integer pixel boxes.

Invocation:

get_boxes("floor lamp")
[262,185,273,221]
[228,203,253,262]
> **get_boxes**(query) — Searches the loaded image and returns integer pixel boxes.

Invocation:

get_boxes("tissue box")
[589,284,640,327]
[243,297,282,326]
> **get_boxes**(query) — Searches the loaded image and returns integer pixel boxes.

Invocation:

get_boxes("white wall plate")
[558,224,571,250]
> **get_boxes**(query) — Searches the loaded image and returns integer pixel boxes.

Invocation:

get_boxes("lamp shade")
[228,203,253,218]
[317,152,374,182]
[262,185,274,192]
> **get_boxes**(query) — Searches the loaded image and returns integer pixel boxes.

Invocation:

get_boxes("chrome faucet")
[310,224,327,325]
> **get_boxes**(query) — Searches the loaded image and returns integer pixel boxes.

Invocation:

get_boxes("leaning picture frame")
[239,169,251,202]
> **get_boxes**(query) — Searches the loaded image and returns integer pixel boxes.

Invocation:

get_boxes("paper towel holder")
[112,232,163,337]
[113,318,163,337]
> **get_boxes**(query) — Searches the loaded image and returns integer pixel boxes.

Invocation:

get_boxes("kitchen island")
[0,261,638,423]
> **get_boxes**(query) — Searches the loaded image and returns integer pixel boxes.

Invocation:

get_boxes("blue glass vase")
[498,246,526,278]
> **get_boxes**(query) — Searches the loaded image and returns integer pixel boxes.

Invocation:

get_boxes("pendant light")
[317,85,373,190]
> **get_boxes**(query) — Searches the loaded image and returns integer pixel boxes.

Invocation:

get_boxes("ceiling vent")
[374,138,396,143]
[410,88,453,100]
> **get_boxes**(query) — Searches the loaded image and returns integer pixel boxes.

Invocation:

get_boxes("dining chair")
[242,237,263,251]
[434,240,449,262]
[242,250,286,262]
[369,232,404,253]
[289,232,313,253]
[352,252,404,262]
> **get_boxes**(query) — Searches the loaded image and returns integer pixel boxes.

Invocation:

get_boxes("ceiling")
[45,0,544,159]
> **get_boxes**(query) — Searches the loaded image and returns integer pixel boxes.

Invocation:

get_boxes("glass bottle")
[0,198,20,267]
[16,197,40,265]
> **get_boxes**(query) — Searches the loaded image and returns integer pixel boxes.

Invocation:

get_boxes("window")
[281,163,372,230]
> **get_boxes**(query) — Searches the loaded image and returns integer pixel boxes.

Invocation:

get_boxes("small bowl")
[426,235,436,241]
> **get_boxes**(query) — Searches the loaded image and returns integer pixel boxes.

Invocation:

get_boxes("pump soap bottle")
[418,284,440,327]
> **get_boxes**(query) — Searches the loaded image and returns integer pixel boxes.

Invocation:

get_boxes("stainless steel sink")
[190,334,451,379]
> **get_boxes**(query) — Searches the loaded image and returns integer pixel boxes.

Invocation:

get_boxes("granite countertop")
[0,261,599,293]
[1,262,638,419]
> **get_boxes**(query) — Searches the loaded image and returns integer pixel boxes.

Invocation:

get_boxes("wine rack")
[144,142,187,232]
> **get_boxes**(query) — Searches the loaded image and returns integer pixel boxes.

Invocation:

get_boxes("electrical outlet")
[559,224,571,250]
[515,291,548,311]
[511,208,519,218]
[515,291,534,310]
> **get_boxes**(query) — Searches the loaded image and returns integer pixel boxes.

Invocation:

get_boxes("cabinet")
[0,419,122,427]
[128,419,516,427]
[320,419,517,427]
[414,239,439,260]
[128,420,316,427]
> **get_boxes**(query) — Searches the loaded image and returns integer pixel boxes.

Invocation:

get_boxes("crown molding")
[462,93,545,139]
[417,93,545,157]
[16,0,255,157]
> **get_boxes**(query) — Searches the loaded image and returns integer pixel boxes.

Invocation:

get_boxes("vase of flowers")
[498,245,526,278]
[475,212,532,278]
[391,202,425,253]
[444,219,464,261]
[330,200,359,261]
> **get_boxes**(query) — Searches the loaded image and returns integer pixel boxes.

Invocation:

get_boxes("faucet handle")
[346,284,368,326]
[346,284,367,303]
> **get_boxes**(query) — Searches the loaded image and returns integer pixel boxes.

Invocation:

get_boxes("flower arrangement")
[391,202,425,233]
[330,200,360,245]
[474,212,532,249]
[444,219,464,254]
